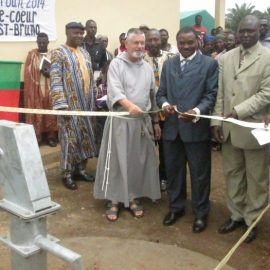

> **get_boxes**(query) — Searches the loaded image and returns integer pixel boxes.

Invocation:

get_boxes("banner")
[0,0,56,42]
[0,60,22,122]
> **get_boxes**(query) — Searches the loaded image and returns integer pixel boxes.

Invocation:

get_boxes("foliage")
[225,3,267,33]
[263,7,270,21]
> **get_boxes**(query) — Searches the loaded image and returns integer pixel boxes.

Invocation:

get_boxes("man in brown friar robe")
[24,32,58,147]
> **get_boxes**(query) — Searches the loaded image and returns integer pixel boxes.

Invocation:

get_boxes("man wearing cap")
[215,33,226,54]
[50,22,98,190]
[97,34,113,61]
[204,35,216,57]
[82,20,107,72]
[139,24,150,35]
[215,31,236,64]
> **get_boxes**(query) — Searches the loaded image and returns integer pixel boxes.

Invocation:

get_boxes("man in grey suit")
[212,15,270,243]
[156,26,218,233]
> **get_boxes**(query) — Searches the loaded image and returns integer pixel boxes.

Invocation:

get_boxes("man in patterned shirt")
[50,22,98,190]
[143,28,175,192]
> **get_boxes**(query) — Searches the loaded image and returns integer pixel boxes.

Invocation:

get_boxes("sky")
[180,0,269,17]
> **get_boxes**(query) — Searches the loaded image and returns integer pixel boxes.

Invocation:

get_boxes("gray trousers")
[222,137,269,226]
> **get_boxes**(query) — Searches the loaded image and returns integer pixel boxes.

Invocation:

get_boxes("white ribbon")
[0,106,129,116]
[192,114,268,130]
[173,106,269,130]
[0,106,268,130]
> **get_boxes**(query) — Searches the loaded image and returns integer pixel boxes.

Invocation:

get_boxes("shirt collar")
[240,41,259,54]
[179,51,197,62]
[83,36,99,44]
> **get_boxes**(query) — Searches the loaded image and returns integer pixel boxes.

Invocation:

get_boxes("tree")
[263,7,270,21]
[226,3,263,33]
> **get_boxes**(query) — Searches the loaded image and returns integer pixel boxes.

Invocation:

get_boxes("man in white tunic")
[94,28,161,221]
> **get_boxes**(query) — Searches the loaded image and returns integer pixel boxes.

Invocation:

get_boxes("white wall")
[1,0,180,79]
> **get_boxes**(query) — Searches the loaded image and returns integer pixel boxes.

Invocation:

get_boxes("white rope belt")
[102,116,113,197]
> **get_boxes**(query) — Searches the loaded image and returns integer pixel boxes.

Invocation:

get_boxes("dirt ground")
[0,150,270,269]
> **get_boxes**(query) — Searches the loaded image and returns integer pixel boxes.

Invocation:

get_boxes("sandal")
[106,202,120,222]
[129,200,144,218]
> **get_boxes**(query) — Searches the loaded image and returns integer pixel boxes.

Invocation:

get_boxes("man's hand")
[128,104,143,116]
[153,124,161,140]
[162,105,175,117]
[263,114,270,128]
[178,109,196,123]
[224,109,238,119]
[211,126,224,143]
[118,98,143,116]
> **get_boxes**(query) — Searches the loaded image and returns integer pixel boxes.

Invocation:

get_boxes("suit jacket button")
[232,93,235,96]
[180,75,183,78]
[234,76,237,80]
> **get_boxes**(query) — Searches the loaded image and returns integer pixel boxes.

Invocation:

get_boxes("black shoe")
[62,176,77,190]
[218,218,244,234]
[47,138,57,147]
[160,180,167,192]
[244,226,257,243]
[163,211,185,226]
[74,170,95,182]
[193,217,207,233]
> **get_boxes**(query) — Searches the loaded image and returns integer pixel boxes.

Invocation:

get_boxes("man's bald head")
[146,28,160,39]
[238,15,260,49]
[239,15,260,29]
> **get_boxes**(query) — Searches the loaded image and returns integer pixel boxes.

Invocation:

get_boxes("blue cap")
[204,35,215,43]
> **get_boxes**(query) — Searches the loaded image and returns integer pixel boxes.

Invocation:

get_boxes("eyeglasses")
[260,24,268,28]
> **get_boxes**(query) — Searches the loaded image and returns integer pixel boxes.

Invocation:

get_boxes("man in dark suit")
[156,26,218,233]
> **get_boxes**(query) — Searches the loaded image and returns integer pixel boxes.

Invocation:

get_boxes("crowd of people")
[23,14,270,244]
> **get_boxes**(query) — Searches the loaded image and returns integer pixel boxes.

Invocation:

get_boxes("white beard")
[131,51,143,58]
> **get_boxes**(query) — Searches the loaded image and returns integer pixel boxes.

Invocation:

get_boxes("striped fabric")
[50,45,98,172]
